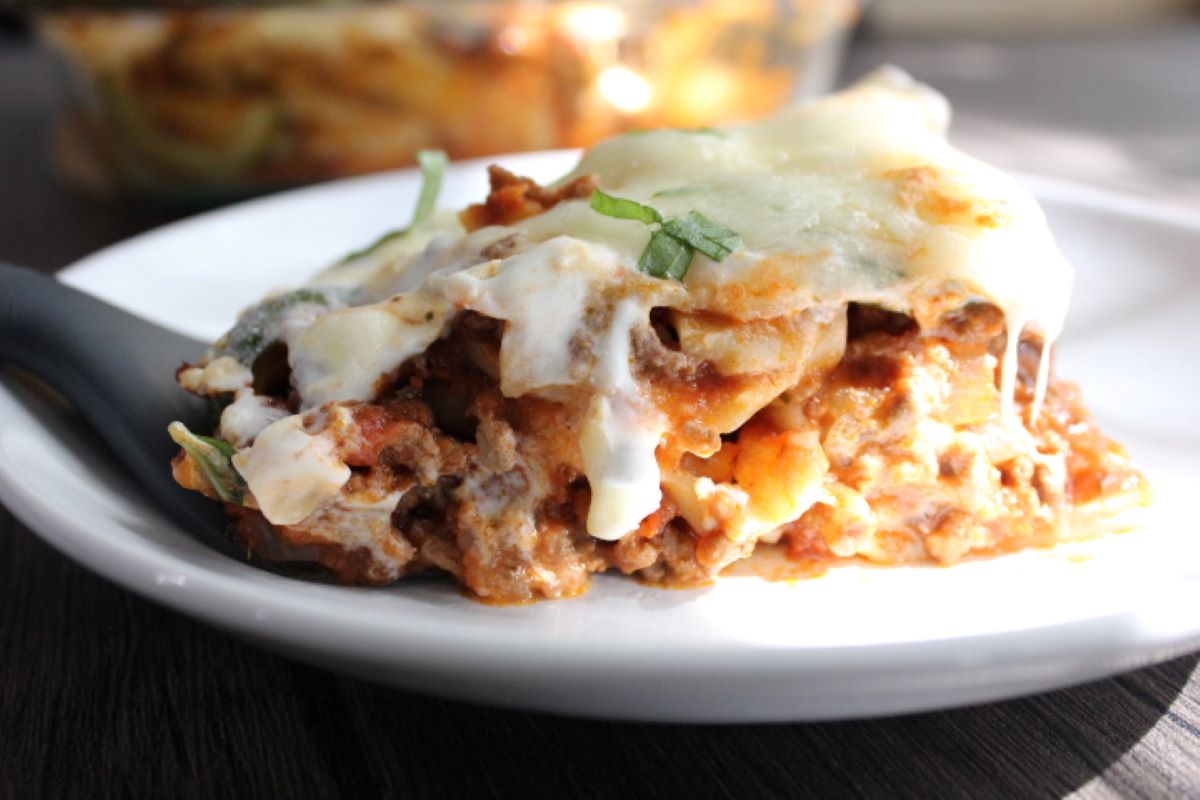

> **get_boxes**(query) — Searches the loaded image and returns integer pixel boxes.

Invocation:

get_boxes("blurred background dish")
[37,0,863,201]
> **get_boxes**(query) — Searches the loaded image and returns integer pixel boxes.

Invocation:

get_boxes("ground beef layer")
[178,300,1149,605]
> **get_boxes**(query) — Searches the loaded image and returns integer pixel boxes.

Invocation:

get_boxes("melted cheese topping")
[178,355,252,395]
[218,390,288,447]
[221,67,1074,539]
[231,415,351,525]
[435,237,627,396]
[287,293,448,408]
[579,298,668,540]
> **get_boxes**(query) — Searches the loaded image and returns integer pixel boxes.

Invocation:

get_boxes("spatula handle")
[0,262,236,553]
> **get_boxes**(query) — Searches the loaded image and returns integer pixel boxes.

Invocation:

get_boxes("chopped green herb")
[334,229,409,265]
[661,211,742,261]
[198,434,238,458]
[336,148,448,264]
[413,149,447,225]
[590,189,663,225]
[281,289,331,306]
[168,422,246,505]
[638,230,694,281]
[652,186,705,199]
[219,288,338,365]
[587,189,740,283]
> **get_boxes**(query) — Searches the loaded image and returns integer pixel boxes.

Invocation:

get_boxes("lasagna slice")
[170,68,1149,604]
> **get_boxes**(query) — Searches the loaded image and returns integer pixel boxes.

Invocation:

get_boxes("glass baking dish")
[38,0,863,200]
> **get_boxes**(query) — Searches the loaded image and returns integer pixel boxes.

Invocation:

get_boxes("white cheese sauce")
[579,298,666,540]
[231,415,351,525]
[433,237,622,397]
[286,293,448,409]
[218,390,288,447]
[177,356,252,395]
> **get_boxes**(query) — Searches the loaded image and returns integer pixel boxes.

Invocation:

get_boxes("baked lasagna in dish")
[170,68,1149,604]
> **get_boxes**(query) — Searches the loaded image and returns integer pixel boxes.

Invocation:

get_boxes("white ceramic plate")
[2,152,1199,722]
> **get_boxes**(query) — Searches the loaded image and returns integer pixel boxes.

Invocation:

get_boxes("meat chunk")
[459,165,597,231]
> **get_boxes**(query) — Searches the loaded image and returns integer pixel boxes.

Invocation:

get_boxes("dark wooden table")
[3,31,1198,799]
